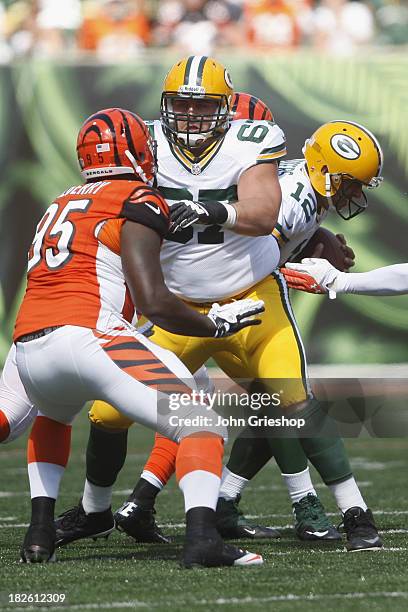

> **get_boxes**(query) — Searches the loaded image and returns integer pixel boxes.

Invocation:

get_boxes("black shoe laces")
[223,494,243,518]
[296,494,324,522]
[58,504,86,530]
[339,509,377,536]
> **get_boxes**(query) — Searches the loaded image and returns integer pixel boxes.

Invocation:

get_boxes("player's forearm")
[231,198,279,236]
[233,159,281,235]
[139,289,215,337]
[338,264,408,295]
[121,222,216,336]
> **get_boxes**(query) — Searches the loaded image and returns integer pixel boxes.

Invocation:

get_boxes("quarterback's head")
[303,120,383,220]
[77,108,157,184]
[230,92,273,122]
[160,55,234,155]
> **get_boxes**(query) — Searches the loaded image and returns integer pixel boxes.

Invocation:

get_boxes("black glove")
[170,200,228,233]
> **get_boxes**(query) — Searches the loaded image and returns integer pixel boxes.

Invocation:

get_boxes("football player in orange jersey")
[0,92,273,448]
[14,107,265,567]
[0,93,275,446]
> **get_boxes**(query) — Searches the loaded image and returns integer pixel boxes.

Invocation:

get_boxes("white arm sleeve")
[339,264,408,295]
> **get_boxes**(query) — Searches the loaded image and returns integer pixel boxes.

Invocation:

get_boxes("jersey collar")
[168,136,225,175]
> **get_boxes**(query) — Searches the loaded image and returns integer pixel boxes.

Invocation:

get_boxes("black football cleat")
[114,500,171,544]
[342,507,383,551]
[216,495,280,540]
[293,493,342,541]
[21,522,56,563]
[54,501,114,547]
[182,533,263,568]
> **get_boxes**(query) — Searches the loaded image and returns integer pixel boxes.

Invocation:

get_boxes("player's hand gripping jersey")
[14,180,169,340]
[149,119,286,302]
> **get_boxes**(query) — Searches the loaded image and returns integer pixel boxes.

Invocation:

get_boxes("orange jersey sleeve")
[14,179,169,340]
[120,184,170,239]
[98,218,124,255]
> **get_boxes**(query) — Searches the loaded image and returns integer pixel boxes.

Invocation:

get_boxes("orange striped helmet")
[77,108,157,184]
[230,92,273,121]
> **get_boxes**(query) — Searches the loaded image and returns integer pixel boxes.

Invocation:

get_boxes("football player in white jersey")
[204,121,384,550]
[25,60,383,552]
[127,118,386,551]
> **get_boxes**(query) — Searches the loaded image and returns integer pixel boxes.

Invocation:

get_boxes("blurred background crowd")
[0,0,407,61]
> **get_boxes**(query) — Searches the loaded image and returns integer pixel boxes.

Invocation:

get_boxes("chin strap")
[325,172,332,198]
[124,150,153,186]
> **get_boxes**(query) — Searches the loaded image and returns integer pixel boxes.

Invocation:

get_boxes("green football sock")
[225,427,272,480]
[300,437,352,484]
[226,429,308,479]
[268,438,308,474]
[226,398,352,483]
[297,400,352,484]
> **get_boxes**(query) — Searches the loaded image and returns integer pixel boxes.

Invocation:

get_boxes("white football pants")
[15,325,225,442]
[0,344,37,443]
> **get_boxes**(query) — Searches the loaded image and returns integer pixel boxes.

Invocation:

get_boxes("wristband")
[223,203,237,228]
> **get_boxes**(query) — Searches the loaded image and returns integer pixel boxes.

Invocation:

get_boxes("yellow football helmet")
[303,120,383,220]
[160,55,234,154]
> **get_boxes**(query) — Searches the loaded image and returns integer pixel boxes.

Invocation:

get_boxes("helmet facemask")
[325,174,372,221]
[303,120,384,222]
[160,92,230,156]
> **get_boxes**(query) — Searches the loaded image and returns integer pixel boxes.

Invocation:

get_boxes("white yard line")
[0,490,143,498]
[1,592,408,612]
[245,510,408,518]
[246,481,372,492]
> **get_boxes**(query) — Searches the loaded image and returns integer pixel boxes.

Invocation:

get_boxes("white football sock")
[219,466,249,500]
[281,467,317,504]
[328,476,367,514]
[28,462,65,500]
[141,470,164,491]
[179,470,220,513]
[82,479,112,514]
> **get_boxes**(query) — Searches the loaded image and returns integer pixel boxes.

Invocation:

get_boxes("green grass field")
[1,410,407,612]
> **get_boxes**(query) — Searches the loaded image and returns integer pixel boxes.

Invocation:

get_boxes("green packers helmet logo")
[330,134,361,159]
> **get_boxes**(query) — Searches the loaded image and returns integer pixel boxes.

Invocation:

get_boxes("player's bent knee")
[0,409,11,443]
[89,400,133,431]
[176,434,224,481]
[0,404,37,444]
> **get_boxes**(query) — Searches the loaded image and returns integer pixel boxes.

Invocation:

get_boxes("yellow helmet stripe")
[184,55,209,88]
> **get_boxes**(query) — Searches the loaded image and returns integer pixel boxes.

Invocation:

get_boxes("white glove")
[193,365,215,395]
[285,258,347,297]
[208,299,265,338]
